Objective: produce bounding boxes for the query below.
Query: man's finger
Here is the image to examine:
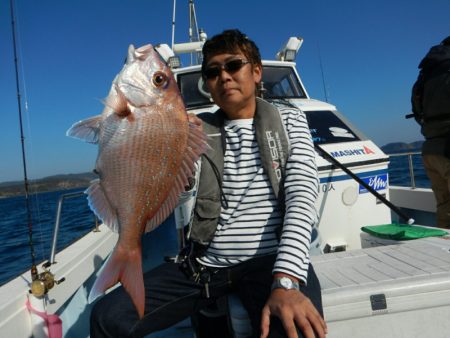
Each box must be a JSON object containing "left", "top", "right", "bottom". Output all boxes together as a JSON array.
[
  {"left": 301, "top": 302, "right": 327, "bottom": 337},
  {"left": 281, "top": 320, "right": 299, "bottom": 338},
  {"left": 307, "top": 311, "right": 327, "bottom": 338},
  {"left": 314, "top": 312, "right": 328, "bottom": 337},
  {"left": 294, "top": 310, "right": 324, "bottom": 338},
  {"left": 260, "top": 307, "right": 271, "bottom": 338},
  {"left": 187, "top": 113, "right": 202, "bottom": 128},
  {"left": 295, "top": 315, "right": 312, "bottom": 338}
]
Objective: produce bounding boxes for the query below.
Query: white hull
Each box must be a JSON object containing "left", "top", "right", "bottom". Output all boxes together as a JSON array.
[
  {"left": 1, "top": 185, "right": 446, "bottom": 338},
  {"left": 0, "top": 224, "right": 118, "bottom": 338}
]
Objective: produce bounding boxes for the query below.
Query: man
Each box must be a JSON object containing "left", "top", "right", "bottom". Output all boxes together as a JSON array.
[
  {"left": 91, "top": 29, "right": 326, "bottom": 338},
  {"left": 411, "top": 36, "right": 450, "bottom": 227}
]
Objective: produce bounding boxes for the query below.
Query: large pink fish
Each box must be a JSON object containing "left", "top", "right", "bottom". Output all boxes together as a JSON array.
[{"left": 67, "top": 44, "right": 206, "bottom": 318}]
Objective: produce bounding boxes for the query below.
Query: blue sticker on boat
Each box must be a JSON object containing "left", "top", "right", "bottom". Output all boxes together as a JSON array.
[{"left": 359, "top": 174, "right": 388, "bottom": 193}]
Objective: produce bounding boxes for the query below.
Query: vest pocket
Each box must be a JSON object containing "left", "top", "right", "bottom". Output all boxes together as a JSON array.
[{"left": 190, "top": 198, "right": 222, "bottom": 244}]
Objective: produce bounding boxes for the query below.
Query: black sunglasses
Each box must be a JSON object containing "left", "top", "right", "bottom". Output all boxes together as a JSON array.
[{"left": 203, "top": 59, "right": 251, "bottom": 79}]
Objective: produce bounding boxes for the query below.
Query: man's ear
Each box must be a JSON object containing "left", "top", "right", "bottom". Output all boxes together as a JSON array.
[{"left": 253, "top": 64, "right": 262, "bottom": 84}]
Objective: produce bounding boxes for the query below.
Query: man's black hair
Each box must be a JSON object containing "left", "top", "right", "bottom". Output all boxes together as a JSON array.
[{"left": 201, "top": 29, "right": 261, "bottom": 74}]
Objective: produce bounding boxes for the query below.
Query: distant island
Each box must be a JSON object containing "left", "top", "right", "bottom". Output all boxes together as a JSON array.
[
  {"left": 0, "top": 172, "right": 97, "bottom": 198},
  {"left": 380, "top": 140, "right": 423, "bottom": 154},
  {"left": 0, "top": 140, "right": 424, "bottom": 198}
]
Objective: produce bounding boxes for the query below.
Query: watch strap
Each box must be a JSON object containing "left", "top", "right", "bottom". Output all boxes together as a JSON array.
[{"left": 271, "top": 277, "right": 300, "bottom": 291}]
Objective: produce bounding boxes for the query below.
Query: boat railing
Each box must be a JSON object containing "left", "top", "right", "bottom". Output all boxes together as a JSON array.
[
  {"left": 49, "top": 191, "right": 98, "bottom": 264},
  {"left": 388, "top": 151, "right": 422, "bottom": 189}
]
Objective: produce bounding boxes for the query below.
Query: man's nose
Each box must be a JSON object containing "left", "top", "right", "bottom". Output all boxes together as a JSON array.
[{"left": 218, "top": 68, "right": 232, "bottom": 81}]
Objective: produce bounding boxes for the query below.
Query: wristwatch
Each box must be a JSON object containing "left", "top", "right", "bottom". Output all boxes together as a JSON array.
[{"left": 271, "top": 277, "right": 300, "bottom": 291}]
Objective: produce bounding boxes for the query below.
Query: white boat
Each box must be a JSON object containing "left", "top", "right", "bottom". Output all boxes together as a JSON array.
[{"left": 2, "top": 1, "right": 449, "bottom": 337}]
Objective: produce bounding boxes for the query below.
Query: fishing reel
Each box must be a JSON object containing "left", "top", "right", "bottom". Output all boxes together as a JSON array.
[{"left": 29, "top": 264, "right": 65, "bottom": 297}]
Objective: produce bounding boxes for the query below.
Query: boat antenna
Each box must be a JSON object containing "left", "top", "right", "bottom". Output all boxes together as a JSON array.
[
  {"left": 171, "top": 0, "right": 177, "bottom": 50},
  {"left": 188, "top": 0, "right": 202, "bottom": 65},
  {"left": 317, "top": 43, "right": 329, "bottom": 102},
  {"left": 9, "top": 0, "right": 38, "bottom": 282}
]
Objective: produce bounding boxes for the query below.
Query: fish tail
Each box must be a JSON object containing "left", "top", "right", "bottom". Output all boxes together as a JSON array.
[{"left": 88, "top": 244, "right": 145, "bottom": 318}]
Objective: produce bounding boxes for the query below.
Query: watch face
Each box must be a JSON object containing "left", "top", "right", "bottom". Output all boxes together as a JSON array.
[{"left": 280, "top": 277, "right": 293, "bottom": 288}]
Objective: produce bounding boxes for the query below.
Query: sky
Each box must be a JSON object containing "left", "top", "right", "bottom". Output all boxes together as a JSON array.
[{"left": 1, "top": 0, "right": 449, "bottom": 183}]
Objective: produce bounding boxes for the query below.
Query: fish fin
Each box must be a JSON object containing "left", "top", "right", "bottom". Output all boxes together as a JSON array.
[
  {"left": 88, "top": 244, "right": 145, "bottom": 318},
  {"left": 66, "top": 115, "right": 102, "bottom": 144},
  {"left": 145, "top": 184, "right": 182, "bottom": 232},
  {"left": 145, "top": 123, "right": 208, "bottom": 232},
  {"left": 126, "top": 44, "right": 136, "bottom": 65},
  {"left": 134, "top": 44, "right": 153, "bottom": 60},
  {"left": 183, "top": 121, "right": 209, "bottom": 176},
  {"left": 85, "top": 179, "right": 119, "bottom": 232},
  {"left": 104, "top": 84, "right": 130, "bottom": 117}
]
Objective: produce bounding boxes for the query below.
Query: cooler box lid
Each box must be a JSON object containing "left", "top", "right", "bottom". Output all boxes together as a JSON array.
[{"left": 313, "top": 237, "right": 450, "bottom": 322}]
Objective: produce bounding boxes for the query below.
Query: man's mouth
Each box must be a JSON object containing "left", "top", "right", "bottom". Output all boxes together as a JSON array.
[{"left": 222, "top": 87, "right": 238, "bottom": 95}]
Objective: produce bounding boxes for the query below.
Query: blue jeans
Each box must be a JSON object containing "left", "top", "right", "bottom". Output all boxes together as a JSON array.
[{"left": 90, "top": 254, "right": 323, "bottom": 338}]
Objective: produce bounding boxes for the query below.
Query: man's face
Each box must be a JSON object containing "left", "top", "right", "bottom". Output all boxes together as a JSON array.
[{"left": 204, "top": 52, "right": 262, "bottom": 119}]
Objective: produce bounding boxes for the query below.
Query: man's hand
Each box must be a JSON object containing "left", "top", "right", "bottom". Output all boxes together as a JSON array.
[
  {"left": 188, "top": 113, "right": 203, "bottom": 131},
  {"left": 260, "top": 285, "right": 327, "bottom": 338}
]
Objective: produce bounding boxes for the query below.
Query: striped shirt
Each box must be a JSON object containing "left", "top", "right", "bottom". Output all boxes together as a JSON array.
[{"left": 198, "top": 104, "right": 318, "bottom": 284}]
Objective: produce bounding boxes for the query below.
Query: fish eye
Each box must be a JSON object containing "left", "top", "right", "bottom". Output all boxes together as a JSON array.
[{"left": 152, "top": 72, "right": 168, "bottom": 87}]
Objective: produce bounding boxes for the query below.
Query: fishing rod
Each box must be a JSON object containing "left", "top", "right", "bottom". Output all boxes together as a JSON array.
[
  {"left": 10, "top": 0, "right": 38, "bottom": 280},
  {"left": 10, "top": 0, "right": 61, "bottom": 297},
  {"left": 315, "top": 143, "right": 415, "bottom": 225}
]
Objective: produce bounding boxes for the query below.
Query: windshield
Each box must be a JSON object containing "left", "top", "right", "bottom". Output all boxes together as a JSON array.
[
  {"left": 261, "top": 66, "right": 306, "bottom": 99},
  {"left": 304, "top": 110, "right": 361, "bottom": 144},
  {"left": 177, "top": 71, "right": 211, "bottom": 108},
  {"left": 177, "top": 65, "right": 307, "bottom": 108}
]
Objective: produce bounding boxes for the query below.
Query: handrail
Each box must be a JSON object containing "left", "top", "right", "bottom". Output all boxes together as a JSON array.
[
  {"left": 387, "top": 151, "right": 421, "bottom": 189},
  {"left": 386, "top": 151, "right": 421, "bottom": 157},
  {"left": 49, "top": 191, "right": 88, "bottom": 264}
]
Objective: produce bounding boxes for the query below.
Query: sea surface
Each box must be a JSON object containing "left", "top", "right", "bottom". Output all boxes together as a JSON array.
[
  {"left": 0, "top": 153, "right": 430, "bottom": 286},
  {"left": 0, "top": 188, "right": 96, "bottom": 285}
]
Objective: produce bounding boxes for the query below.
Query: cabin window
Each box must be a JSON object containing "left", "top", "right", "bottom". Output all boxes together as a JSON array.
[
  {"left": 177, "top": 71, "right": 212, "bottom": 108},
  {"left": 305, "top": 110, "right": 360, "bottom": 144},
  {"left": 261, "top": 66, "right": 306, "bottom": 99}
]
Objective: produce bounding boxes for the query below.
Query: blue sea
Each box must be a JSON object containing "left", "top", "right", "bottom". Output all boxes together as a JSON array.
[
  {"left": 0, "top": 188, "right": 95, "bottom": 285},
  {"left": 0, "top": 153, "right": 430, "bottom": 286},
  {"left": 387, "top": 153, "right": 429, "bottom": 188}
]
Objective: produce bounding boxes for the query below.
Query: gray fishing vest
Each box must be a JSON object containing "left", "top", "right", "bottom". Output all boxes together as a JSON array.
[{"left": 188, "top": 98, "right": 290, "bottom": 245}]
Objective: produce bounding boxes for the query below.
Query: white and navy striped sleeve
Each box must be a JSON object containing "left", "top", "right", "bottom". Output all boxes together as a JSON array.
[{"left": 272, "top": 105, "right": 319, "bottom": 284}]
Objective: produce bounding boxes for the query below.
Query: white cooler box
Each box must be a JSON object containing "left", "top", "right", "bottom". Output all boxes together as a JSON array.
[{"left": 312, "top": 236, "right": 450, "bottom": 338}]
